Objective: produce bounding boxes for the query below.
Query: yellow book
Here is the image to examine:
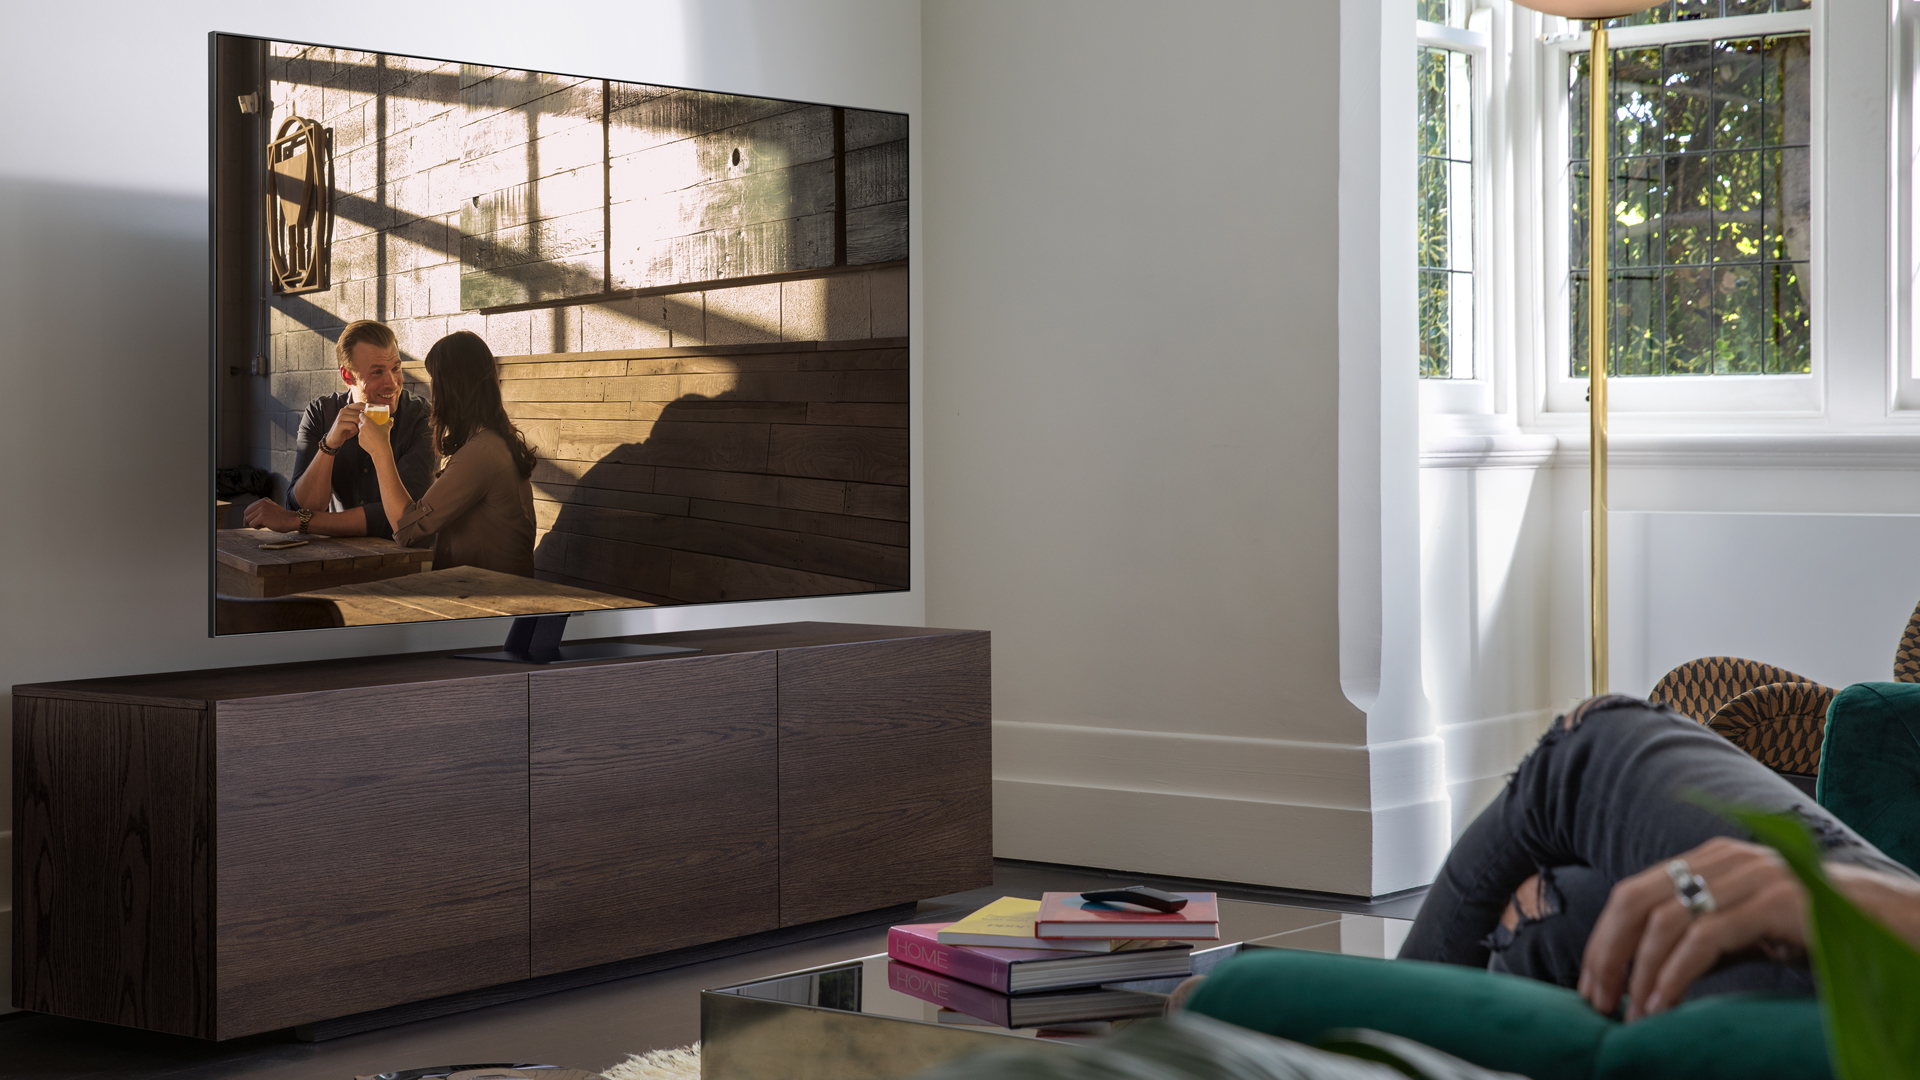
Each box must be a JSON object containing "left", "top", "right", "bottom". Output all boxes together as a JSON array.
[{"left": 934, "top": 896, "right": 1117, "bottom": 952}]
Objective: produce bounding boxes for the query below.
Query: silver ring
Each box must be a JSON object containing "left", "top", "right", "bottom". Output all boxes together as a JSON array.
[{"left": 1665, "top": 858, "right": 1717, "bottom": 917}]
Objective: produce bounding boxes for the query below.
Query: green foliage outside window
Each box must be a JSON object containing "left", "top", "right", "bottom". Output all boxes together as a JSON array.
[
  {"left": 1417, "top": 0, "right": 1470, "bottom": 28},
  {"left": 1601, "top": 0, "right": 1809, "bottom": 29},
  {"left": 1419, "top": 45, "right": 1473, "bottom": 379},
  {"left": 1570, "top": 32, "right": 1811, "bottom": 377}
]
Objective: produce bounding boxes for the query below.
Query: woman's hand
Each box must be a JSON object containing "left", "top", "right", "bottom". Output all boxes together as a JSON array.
[
  {"left": 357, "top": 406, "right": 394, "bottom": 461},
  {"left": 1579, "top": 836, "right": 1808, "bottom": 1020},
  {"left": 324, "top": 402, "right": 366, "bottom": 452},
  {"left": 242, "top": 498, "right": 300, "bottom": 532}
]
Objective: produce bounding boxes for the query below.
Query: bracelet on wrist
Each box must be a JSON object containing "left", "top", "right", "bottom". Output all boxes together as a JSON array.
[{"left": 317, "top": 438, "right": 340, "bottom": 456}]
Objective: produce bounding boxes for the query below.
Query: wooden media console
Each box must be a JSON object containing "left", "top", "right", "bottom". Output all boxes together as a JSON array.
[{"left": 11, "top": 622, "right": 990, "bottom": 1040}]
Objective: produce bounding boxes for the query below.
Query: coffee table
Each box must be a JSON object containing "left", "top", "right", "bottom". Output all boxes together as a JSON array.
[{"left": 700, "top": 902, "right": 1412, "bottom": 1080}]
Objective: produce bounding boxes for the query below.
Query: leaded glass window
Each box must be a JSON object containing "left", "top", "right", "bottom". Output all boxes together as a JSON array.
[
  {"left": 1420, "top": 46, "right": 1474, "bottom": 379},
  {"left": 1569, "top": 20, "right": 1812, "bottom": 377},
  {"left": 1600, "top": 0, "right": 1809, "bottom": 29}
]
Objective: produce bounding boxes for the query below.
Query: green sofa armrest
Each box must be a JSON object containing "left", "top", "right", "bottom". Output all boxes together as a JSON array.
[
  {"left": 1816, "top": 681, "right": 1920, "bottom": 873},
  {"left": 1183, "top": 949, "right": 1831, "bottom": 1080}
]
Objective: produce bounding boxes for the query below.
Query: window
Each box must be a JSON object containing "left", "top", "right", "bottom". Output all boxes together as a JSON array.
[
  {"left": 1418, "top": 2, "right": 1482, "bottom": 381},
  {"left": 1568, "top": 26, "right": 1811, "bottom": 379},
  {"left": 1538, "top": 3, "right": 1819, "bottom": 418}
]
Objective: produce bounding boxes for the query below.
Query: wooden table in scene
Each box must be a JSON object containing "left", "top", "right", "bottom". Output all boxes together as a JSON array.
[
  {"left": 215, "top": 528, "right": 434, "bottom": 598},
  {"left": 292, "top": 564, "right": 651, "bottom": 626}
]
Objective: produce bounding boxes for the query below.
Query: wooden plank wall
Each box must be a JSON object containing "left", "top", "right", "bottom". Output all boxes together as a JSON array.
[{"left": 502, "top": 336, "right": 909, "bottom": 605}]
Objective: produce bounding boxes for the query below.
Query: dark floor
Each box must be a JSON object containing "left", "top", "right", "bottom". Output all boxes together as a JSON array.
[{"left": 0, "top": 861, "right": 1423, "bottom": 1080}]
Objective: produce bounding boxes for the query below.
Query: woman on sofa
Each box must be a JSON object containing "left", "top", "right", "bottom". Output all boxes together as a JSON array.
[
  {"left": 1399, "top": 693, "right": 1920, "bottom": 1018},
  {"left": 360, "top": 330, "right": 539, "bottom": 578}
]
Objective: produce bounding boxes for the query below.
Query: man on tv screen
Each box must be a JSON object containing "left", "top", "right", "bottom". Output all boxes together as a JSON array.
[{"left": 243, "top": 319, "right": 433, "bottom": 539}]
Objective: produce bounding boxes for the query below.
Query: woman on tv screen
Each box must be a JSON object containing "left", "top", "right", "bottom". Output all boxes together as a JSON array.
[{"left": 360, "top": 330, "right": 539, "bottom": 578}]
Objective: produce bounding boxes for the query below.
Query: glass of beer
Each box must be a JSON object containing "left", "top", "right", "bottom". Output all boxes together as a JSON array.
[{"left": 365, "top": 403, "right": 391, "bottom": 426}]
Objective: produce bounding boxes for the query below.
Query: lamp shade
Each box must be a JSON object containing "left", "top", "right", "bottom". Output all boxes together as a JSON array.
[{"left": 1511, "top": 0, "right": 1664, "bottom": 16}]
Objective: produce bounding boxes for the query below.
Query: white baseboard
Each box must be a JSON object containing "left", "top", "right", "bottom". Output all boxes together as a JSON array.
[
  {"left": 993, "top": 720, "right": 1371, "bottom": 810},
  {"left": 1437, "top": 708, "right": 1554, "bottom": 785},
  {"left": 1437, "top": 709, "right": 1553, "bottom": 839},
  {"left": 992, "top": 720, "right": 1468, "bottom": 895},
  {"left": 1369, "top": 797, "right": 1450, "bottom": 895},
  {"left": 994, "top": 778, "right": 1375, "bottom": 896}
]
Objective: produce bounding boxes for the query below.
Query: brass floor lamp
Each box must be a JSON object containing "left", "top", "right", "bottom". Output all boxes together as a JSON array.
[{"left": 1512, "top": 0, "right": 1664, "bottom": 695}]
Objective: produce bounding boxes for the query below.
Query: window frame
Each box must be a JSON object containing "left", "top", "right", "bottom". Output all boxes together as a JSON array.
[
  {"left": 1894, "top": 0, "right": 1920, "bottom": 414},
  {"left": 1536, "top": 7, "right": 1823, "bottom": 421},
  {"left": 1418, "top": 13, "right": 1497, "bottom": 415}
]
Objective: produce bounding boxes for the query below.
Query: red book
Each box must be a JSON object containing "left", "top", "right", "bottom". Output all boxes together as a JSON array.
[
  {"left": 885, "top": 961, "right": 1166, "bottom": 1028},
  {"left": 1034, "top": 892, "right": 1221, "bottom": 939},
  {"left": 885, "top": 923, "right": 1191, "bottom": 993}
]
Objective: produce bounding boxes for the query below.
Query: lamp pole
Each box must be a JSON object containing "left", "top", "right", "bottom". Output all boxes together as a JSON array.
[
  {"left": 1508, "top": 0, "right": 1659, "bottom": 696},
  {"left": 1587, "top": 21, "right": 1609, "bottom": 696}
]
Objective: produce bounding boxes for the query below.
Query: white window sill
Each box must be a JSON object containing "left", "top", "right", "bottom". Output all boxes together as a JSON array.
[{"left": 1421, "top": 431, "right": 1920, "bottom": 471}]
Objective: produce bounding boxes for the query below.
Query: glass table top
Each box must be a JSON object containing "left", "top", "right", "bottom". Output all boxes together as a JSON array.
[{"left": 705, "top": 902, "right": 1412, "bottom": 1041}]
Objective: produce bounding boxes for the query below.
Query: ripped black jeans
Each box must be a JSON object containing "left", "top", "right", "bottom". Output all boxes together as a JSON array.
[{"left": 1399, "top": 695, "right": 1916, "bottom": 1000}]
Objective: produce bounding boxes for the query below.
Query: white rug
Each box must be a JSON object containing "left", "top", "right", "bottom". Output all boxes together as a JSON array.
[{"left": 601, "top": 1043, "right": 701, "bottom": 1080}]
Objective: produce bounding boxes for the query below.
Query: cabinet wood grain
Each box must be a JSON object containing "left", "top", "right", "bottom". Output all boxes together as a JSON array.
[
  {"left": 12, "top": 697, "right": 215, "bottom": 1037},
  {"left": 777, "top": 632, "right": 992, "bottom": 925},
  {"left": 529, "top": 652, "right": 779, "bottom": 975},
  {"left": 13, "top": 622, "right": 989, "bottom": 1039},
  {"left": 213, "top": 676, "right": 530, "bottom": 1037}
]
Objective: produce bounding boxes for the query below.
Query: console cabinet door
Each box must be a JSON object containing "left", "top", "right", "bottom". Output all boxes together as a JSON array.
[
  {"left": 529, "top": 652, "right": 779, "bottom": 976},
  {"left": 213, "top": 675, "right": 530, "bottom": 1039},
  {"left": 777, "top": 633, "right": 992, "bottom": 926}
]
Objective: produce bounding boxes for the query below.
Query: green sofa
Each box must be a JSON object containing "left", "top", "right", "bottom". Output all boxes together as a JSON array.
[{"left": 1182, "top": 681, "right": 1920, "bottom": 1080}]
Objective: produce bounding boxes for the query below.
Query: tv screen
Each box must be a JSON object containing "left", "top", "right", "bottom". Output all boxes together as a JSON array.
[{"left": 210, "top": 33, "right": 908, "bottom": 636}]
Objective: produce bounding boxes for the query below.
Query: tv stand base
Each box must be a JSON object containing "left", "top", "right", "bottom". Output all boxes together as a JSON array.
[{"left": 454, "top": 612, "right": 702, "bottom": 664}]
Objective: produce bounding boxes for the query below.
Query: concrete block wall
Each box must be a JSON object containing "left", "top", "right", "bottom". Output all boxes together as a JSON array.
[
  {"left": 481, "top": 265, "right": 907, "bottom": 356},
  {"left": 246, "top": 42, "right": 907, "bottom": 506},
  {"left": 257, "top": 45, "right": 468, "bottom": 492}
]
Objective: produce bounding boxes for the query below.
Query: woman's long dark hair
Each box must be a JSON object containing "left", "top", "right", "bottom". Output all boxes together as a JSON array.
[{"left": 421, "top": 331, "right": 537, "bottom": 479}]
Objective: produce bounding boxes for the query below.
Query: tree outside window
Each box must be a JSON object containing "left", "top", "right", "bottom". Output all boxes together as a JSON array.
[
  {"left": 1418, "top": 2, "right": 1476, "bottom": 380},
  {"left": 1568, "top": 3, "right": 1811, "bottom": 378}
]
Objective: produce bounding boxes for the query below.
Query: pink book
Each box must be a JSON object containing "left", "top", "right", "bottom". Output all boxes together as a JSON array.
[
  {"left": 886, "top": 922, "right": 1191, "bottom": 994},
  {"left": 887, "top": 959, "right": 1022, "bottom": 1026},
  {"left": 886, "top": 961, "right": 1168, "bottom": 1028}
]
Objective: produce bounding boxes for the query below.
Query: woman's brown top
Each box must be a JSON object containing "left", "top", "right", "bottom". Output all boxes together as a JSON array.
[{"left": 394, "top": 429, "right": 536, "bottom": 578}]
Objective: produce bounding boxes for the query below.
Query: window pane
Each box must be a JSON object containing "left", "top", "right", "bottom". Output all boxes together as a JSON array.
[
  {"left": 1421, "top": 270, "right": 1454, "bottom": 378},
  {"left": 1607, "top": 0, "right": 1808, "bottom": 27},
  {"left": 1419, "top": 46, "right": 1474, "bottom": 380},
  {"left": 1662, "top": 42, "right": 1712, "bottom": 155},
  {"left": 1417, "top": 0, "right": 1469, "bottom": 29},
  {"left": 1770, "top": 262, "right": 1811, "bottom": 373},
  {"left": 1717, "top": 264, "right": 1765, "bottom": 373},
  {"left": 1568, "top": 33, "right": 1809, "bottom": 378}
]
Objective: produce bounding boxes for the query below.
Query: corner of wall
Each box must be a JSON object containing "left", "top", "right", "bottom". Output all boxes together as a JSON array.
[{"left": 1342, "top": 0, "right": 1450, "bottom": 896}]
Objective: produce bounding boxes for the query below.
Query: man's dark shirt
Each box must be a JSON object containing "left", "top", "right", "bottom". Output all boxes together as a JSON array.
[{"left": 289, "top": 389, "right": 435, "bottom": 540}]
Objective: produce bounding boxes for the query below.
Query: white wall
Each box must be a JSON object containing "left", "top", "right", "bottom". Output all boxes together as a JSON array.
[
  {"left": 1420, "top": 439, "right": 1920, "bottom": 842},
  {"left": 0, "top": 0, "right": 922, "bottom": 1012},
  {"left": 1419, "top": 439, "right": 1558, "bottom": 832},
  {"left": 1414, "top": 2, "right": 1920, "bottom": 841},
  {"left": 922, "top": 0, "right": 1440, "bottom": 898},
  {"left": 1551, "top": 444, "right": 1920, "bottom": 706},
  {"left": 1609, "top": 510, "right": 1920, "bottom": 696}
]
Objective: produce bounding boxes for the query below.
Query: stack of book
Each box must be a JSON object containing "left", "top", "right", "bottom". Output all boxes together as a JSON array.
[{"left": 886, "top": 891, "right": 1220, "bottom": 1029}]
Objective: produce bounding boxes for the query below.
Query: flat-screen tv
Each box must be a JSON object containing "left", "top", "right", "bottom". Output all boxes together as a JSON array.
[{"left": 209, "top": 33, "right": 908, "bottom": 643}]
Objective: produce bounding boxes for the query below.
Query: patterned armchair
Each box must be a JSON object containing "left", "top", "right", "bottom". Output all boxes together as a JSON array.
[{"left": 1647, "top": 598, "right": 1920, "bottom": 780}]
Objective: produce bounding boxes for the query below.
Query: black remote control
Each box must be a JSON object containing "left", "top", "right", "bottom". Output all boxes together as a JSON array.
[{"left": 1079, "top": 886, "right": 1189, "bottom": 913}]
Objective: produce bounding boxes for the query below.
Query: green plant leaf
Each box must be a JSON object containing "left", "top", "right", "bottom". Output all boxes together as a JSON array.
[{"left": 1717, "top": 804, "right": 1920, "bottom": 1080}]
